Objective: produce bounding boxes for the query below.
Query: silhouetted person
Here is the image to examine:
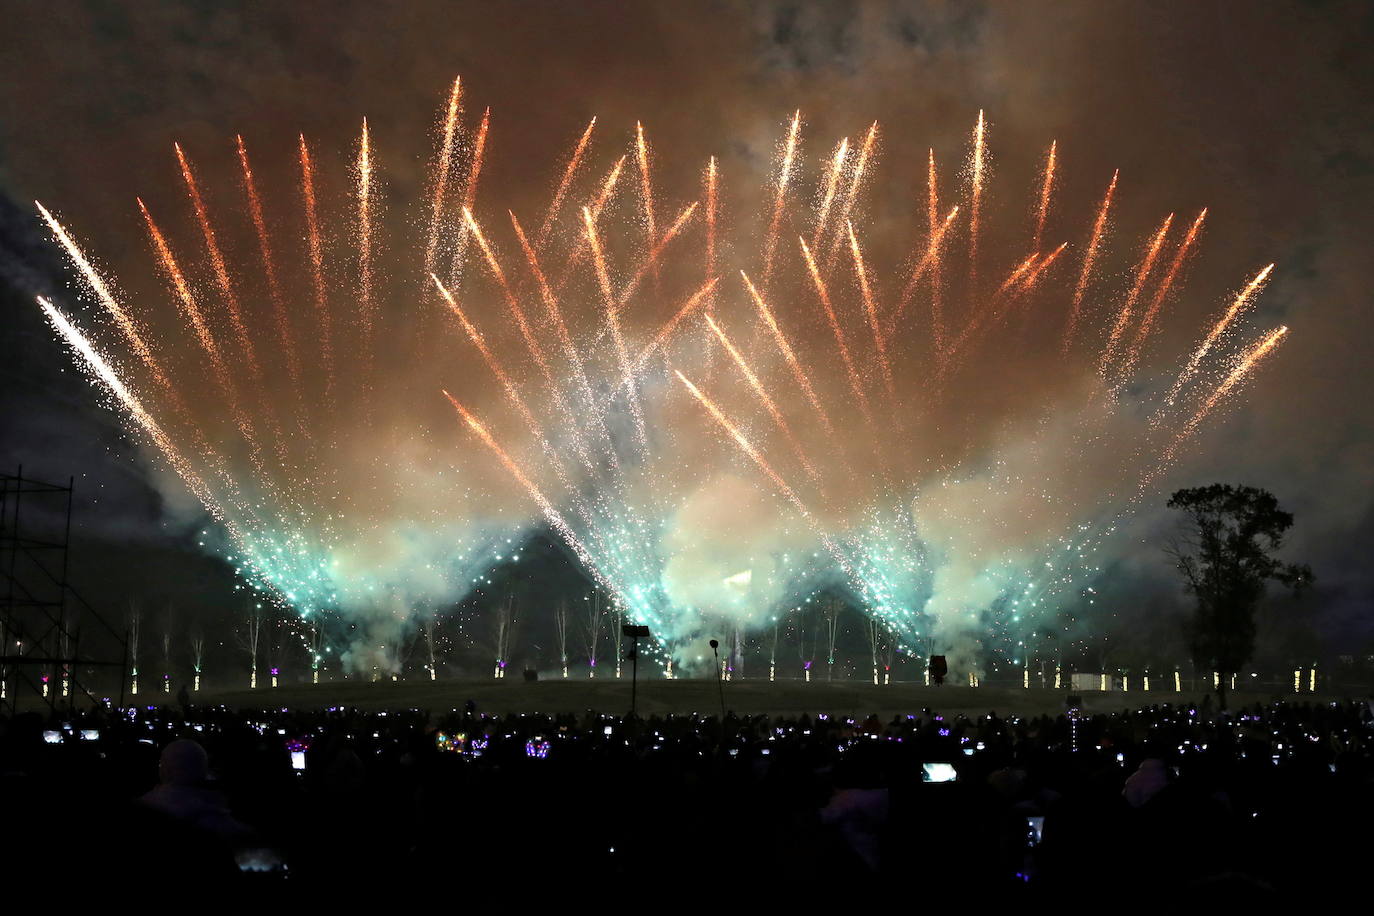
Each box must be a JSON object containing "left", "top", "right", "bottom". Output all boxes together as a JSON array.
[{"left": 141, "top": 739, "right": 254, "bottom": 845}]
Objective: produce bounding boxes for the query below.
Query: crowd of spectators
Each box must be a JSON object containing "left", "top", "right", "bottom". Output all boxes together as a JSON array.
[{"left": 2, "top": 695, "right": 1369, "bottom": 901}]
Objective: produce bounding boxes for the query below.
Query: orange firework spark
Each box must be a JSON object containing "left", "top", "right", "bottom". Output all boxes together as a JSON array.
[
  {"left": 739, "top": 270, "right": 833, "bottom": 434},
  {"left": 448, "top": 107, "right": 490, "bottom": 281},
  {"left": 1165, "top": 263, "right": 1275, "bottom": 407},
  {"left": 994, "top": 242, "right": 1070, "bottom": 323},
  {"left": 967, "top": 110, "right": 987, "bottom": 288},
  {"left": 431, "top": 274, "right": 556, "bottom": 461},
  {"left": 633, "top": 278, "right": 720, "bottom": 370},
  {"left": 823, "top": 121, "right": 877, "bottom": 273},
  {"left": 39, "top": 296, "right": 227, "bottom": 522},
  {"left": 512, "top": 208, "right": 629, "bottom": 473},
  {"left": 536, "top": 116, "right": 596, "bottom": 246},
  {"left": 1019, "top": 242, "right": 1068, "bottom": 291},
  {"left": 42, "top": 202, "right": 266, "bottom": 520},
  {"left": 462, "top": 207, "right": 555, "bottom": 382},
  {"left": 1163, "top": 326, "right": 1289, "bottom": 463},
  {"left": 1063, "top": 169, "right": 1118, "bottom": 351},
  {"left": 436, "top": 271, "right": 601, "bottom": 535},
  {"left": 675, "top": 370, "right": 858, "bottom": 579},
  {"left": 674, "top": 371, "right": 814, "bottom": 518},
  {"left": 762, "top": 110, "right": 801, "bottom": 287},
  {"left": 635, "top": 121, "right": 657, "bottom": 246},
  {"left": 705, "top": 156, "right": 718, "bottom": 307},
  {"left": 174, "top": 143, "right": 262, "bottom": 384},
  {"left": 942, "top": 251, "right": 1039, "bottom": 359},
  {"left": 583, "top": 206, "right": 648, "bottom": 449},
  {"left": 424, "top": 76, "right": 463, "bottom": 274},
  {"left": 846, "top": 221, "right": 893, "bottom": 397},
  {"left": 800, "top": 237, "right": 870, "bottom": 421},
  {"left": 464, "top": 108, "right": 491, "bottom": 211},
  {"left": 703, "top": 313, "right": 820, "bottom": 482},
  {"left": 355, "top": 118, "right": 376, "bottom": 340},
  {"left": 1124, "top": 207, "right": 1207, "bottom": 370},
  {"left": 298, "top": 135, "right": 333, "bottom": 386},
  {"left": 811, "top": 137, "right": 849, "bottom": 247},
  {"left": 510, "top": 211, "right": 583, "bottom": 381},
  {"left": 592, "top": 154, "right": 626, "bottom": 218},
  {"left": 36, "top": 201, "right": 168, "bottom": 391},
  {"left": 236, "top": 135, "right": 301, "bottom": 391},
  {"left": 462, "top": 208, "right": 595, "bottom": 473},
  {"left": 1100, "top": 212, "right": 1174, "bottom": 375},
  {"left": 887, "top": 205, "right": 960, "bottom": 343},
  {"left": 942, "top": 240, "right": 1069, "bottom": 368},
  {"left": 1032, "top": 140, "right": 1057, "bottom": 253},
  {"left": 138, "top": 199, "right": 229, "bottom": 375},
  {"left": 616, "top": 201, "right": 698, "bottom": 307},
  {"left": 997, "top": 252, "right": 1041, "bottom": 296},
  {"left": 927, "top": 148, "right": 944, "bottom": 352},
  {"left": 442, "top": 391, "right": 602, "bottom": 577},
  {"left": 552, "top": 154, "right": 627, "bottom": 293},
  {"left": 138, "top": 198, "right": 264, "bottom": 457}
]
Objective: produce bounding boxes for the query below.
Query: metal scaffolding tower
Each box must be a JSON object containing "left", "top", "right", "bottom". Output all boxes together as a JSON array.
[{"left": 0, "top": 467, "right": 126, "bottom": 714}]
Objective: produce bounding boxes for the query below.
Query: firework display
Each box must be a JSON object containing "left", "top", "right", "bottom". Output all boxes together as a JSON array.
[{"left": 34, "top": 78, "right": 1290, "bottom": 677}]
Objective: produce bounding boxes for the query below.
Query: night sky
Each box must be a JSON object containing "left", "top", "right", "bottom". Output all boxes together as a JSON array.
[{"left": 1, "top": 1, "right": 1370, "bottom": 671}]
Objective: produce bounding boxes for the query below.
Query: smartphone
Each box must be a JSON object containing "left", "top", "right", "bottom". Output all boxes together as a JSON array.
[
  {"left": 921, "top": 762, "right": 958, "bottom": 783},
  {"left": 1026, "top": 816, "right": 1045, "bottom": 846},
  {"left": 42, "top": 730, "right": 62, "bottom": 745},
  {"left": 290, "top": 750, "right": 306, "bottom": 771},
  {"left": 80, "top": 729, "right": 100, "bottom": 741}
]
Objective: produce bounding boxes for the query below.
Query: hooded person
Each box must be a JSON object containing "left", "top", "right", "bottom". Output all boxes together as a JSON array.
[{"left": 140, "top": 738, "right": 255, "bottom": 844}]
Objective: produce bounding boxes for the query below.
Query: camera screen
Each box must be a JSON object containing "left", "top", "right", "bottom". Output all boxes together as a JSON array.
[{"left": 922, "top": 762, "right": 958, "bottom": 783}]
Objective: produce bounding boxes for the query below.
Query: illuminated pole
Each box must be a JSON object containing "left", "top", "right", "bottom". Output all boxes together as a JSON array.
[
  {"left": 129, "top": 605, "right": 141, "bottom": 696},
  {"left": 612, "top": 606, "right": 624, "bottom": 679},
  {"left": 190, "top": 633, "right": 204, "bottom": 692},
  {"left": 769, "top": 615, "right": 779, "bottom": 683},
  {"left": 710, "top": 638, "right": 726, "bottom": 720},
  {"left": 59, "top": 626, "right": 72, "bottom": 699},
  {"left": 625, "top": 623, "right": 650, "bottom": 718}
]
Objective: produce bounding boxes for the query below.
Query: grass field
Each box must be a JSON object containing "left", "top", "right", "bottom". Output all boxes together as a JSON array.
[{"left": 185, "top": 677, "right": 1315, "bottom": 718}]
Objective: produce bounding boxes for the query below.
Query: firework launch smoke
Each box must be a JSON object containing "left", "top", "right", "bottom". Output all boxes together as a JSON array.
[{"left": 33, "top": 77, "right": 1290, "bottom": 676}]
